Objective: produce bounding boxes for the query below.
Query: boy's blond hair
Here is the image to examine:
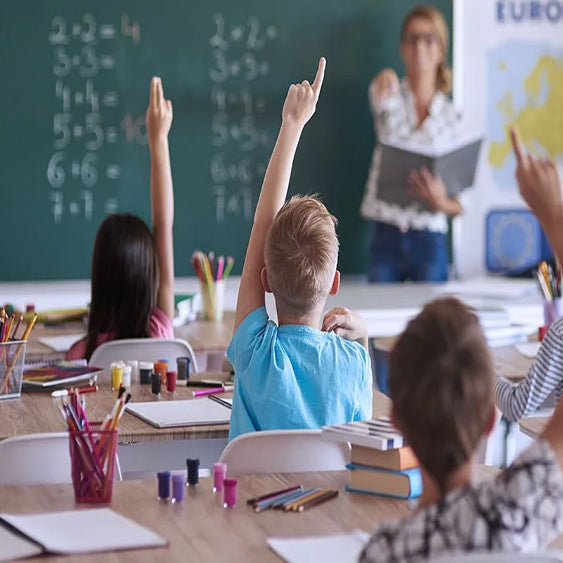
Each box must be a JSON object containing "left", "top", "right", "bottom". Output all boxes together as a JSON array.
[
  {"left": 389, "top": 297, "right": 495, "bottom": 493},
  {"left": 265, "top": 195, "right": 339, "bottom": 313}
]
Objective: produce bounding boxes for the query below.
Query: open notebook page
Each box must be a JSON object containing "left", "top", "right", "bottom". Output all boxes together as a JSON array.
[{"left": 0, "top": 508, "right": 167, "bottom": 554}]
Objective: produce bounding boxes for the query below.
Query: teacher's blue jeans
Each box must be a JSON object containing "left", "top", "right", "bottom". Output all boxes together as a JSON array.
[{"left": 368, "top": 221, "right": 449, "bottom": 283}]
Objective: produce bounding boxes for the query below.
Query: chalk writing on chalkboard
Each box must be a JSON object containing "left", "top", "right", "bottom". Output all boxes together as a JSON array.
[
  {"left": 208, "top": 14, "right": 278, "bottom": 224},
  {"left": 47, "top": 13, "right": 141, "bottom": 224}
]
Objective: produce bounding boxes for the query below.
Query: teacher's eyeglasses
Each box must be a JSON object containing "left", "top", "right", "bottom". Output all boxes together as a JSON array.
[{"left": 403, "top": 32, "right": 437, "bottom": 46}]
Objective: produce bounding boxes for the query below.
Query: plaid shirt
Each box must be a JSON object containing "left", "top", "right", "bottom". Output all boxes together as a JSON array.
[
  {"left": 360, "top": 79, "right": 461, "bottom": 233},
  {"left": 360, "top": 439, "right": 563, "bottom": 562}
]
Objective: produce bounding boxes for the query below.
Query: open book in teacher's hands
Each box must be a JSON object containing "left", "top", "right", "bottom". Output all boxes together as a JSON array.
[{"left": 377, "top": 133, "right": 484, "bottom": 210}]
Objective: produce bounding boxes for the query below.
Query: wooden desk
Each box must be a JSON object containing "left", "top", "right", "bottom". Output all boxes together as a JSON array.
[
  {"left": 0, "top": 380, "right": 391, "bottom": 444},
  {"left": 375, "top": 338, "right": 533, "bottom": 382},
  {"left": 25, "top": 313, "right": 236, "bottom": 369},
  {"left": 518, "top": 416, "right": 549, "bottom": 439},
  {"left": 0, "top": 465, "right": 514, "bottom": 562}
]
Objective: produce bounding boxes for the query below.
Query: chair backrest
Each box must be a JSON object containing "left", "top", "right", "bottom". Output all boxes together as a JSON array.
[
  {"left": 0, "top": 433, "right": 71, "bottom": 485},
  {"left": 218, "top": 430, "right": 350, "bottom": 476},
  {"left": 88, "top": 338, "right": 199, "bottom": 373}
]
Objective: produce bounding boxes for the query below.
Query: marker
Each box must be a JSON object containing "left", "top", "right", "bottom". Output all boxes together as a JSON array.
[
  {"left": 51, "top": 385, "right": 98, "bottom": 398},
  {"left": 190, "top": 386, "right": 233, "bottom": 397}
]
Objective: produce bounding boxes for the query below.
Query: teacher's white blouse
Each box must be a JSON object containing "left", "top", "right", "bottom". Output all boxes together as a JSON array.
[{"left": 360, "top": 79, "right": 461, "bottom": 233}]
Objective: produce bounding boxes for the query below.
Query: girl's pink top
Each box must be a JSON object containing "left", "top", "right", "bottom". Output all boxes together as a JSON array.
[{"left": 65, "top": 307, "right": 174, "bottom": 360}]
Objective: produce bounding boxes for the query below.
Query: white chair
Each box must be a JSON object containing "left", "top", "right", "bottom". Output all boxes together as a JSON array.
[
  {"left": 0, "top": 432, "right": 123, "bottom": 485},
  {"left": 218, "top": 429, "right": 350, "bottom": 476},
  {"left": 0, "top": 433, "right": 71, "bottom": 485},
  {"left": 89, "top": 337, "right": 199, "bottom": 373}
]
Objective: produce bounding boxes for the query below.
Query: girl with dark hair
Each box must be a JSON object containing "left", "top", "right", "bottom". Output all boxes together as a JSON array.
[{"left": 67, "top": 76, "right": 175, "bottom": 361}]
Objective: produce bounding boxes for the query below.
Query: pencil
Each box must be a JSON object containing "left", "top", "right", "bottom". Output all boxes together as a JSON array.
[
  {"left": 283, "top": 488, "right": 325, "bottom": 511},
  {"left": 247, "top": 485, "right": 301, "bottom": 505},
  {"left": 296, "top": 489, "right": 339, "bottom": 512}
]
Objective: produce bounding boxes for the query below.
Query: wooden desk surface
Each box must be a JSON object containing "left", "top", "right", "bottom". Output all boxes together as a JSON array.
[
  {"left": 0, "top": 465, "right": 508, "bottom": 562},
  {"left": 0, "top": 376, "right": 232, "bottom": 443},
  {"left": 375, "top": 337, "right": 533, "bottom": 382},
  {"left": 0, "top": 377, "right": 390, "bottom": 444},
  {"left": 518, "top": 416, "right": 549, "bottom": 439}
]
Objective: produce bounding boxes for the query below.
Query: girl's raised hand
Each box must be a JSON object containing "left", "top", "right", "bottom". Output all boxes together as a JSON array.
[{"left": 146, "top": 76, "right": 173, "bottom": 145}]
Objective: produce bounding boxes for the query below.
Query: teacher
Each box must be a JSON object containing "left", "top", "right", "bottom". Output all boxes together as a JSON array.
[{"left": 361, "top": 5, "right": 462, "bottom": 283}]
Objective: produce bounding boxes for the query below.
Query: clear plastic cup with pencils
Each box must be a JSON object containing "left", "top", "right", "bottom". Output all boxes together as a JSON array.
[
  {"left": 0, "top": 340, "right": 27, "bottom": 400},
  {"left": 69, "top": 422, "right": 117, "bottom": 503},
  {"left": 191, "top": 251, "right": 233, "bottom": 322}
]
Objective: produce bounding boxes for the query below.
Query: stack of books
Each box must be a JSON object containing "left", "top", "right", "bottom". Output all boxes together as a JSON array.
[{"left": 321, "top": 418, "right": 422, "bottom": 499}]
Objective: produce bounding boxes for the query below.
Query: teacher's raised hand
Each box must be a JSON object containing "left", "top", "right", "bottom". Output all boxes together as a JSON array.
[{"left": 370, "top": 68, "right": 400, "bottom": 104}]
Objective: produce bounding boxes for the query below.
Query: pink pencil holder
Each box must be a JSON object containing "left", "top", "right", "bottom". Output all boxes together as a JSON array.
[{"left": 69, "top": 423, "right": 117, "bottom": 503}]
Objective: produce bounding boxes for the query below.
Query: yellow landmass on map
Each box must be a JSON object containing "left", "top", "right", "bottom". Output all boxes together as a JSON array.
[{"left": 488, "top": 55, "right": 563, "bottom": 168}]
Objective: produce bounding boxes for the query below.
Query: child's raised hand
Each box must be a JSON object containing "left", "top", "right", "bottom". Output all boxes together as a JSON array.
[
  {"left": 322, "top": 306, "right": 368, "bottom": 348},
  {"left": 281, "top": 57, "right": 326, "bottom": 129},
  {"left": 510, "top": 127, "right": 563, "bottom": 230},
  {"left": 146, "top": 76, "right": 173, "bottom": 145}
]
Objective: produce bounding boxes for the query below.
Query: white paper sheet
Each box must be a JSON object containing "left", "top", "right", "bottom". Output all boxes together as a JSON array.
[
  {"left": 268, "top": 530, "right": 369, "bottom": 563},
  {"left": 515, "top": 341, "right": 542, "bottom": 358},
  {"left": 0, "top": 508, "right": 167, "bottom": 555},
  {"left": 38, "top": 333, "right": 85, "bottom": 352}
]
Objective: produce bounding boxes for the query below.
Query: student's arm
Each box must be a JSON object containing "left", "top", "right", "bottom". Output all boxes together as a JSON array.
[
  {"left": 511, "top": 127, "right": 563, "bottom": 265},
  {"left": 146, "top": 76, "right": 174, "bottom": 321},
  {"left": 408, "top": 168, "right": 462, "bottom": 217},
  {"left": 233, "top": 58, "right": 326, "bottom": 332},
  {"left": 495, "top": 325, "right": 563, "bottom": 421},
  {"left": 322, "top": 306, "right": 368, "bottom": 350}
]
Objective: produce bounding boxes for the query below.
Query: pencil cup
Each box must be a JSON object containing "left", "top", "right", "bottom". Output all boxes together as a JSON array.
[
  {"left": 69, "top": 423, "right": 117, "bottom": 503},
  {"left": 0, "top": 340, "right": 26, "bottom": 400},
  {"left": 543, "top": 298, "right": 563, "bottom": 328},
  {"left": 199, "top": 279, "right": 226, "bottom": 322}
]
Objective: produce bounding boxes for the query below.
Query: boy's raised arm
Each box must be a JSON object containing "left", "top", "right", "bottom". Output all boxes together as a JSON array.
[
  {"left": 147, "top": 77, "right": 175, "bottom": 321},
  {"left": 233, "top": 57, "right": 326, "bottom": 332}
]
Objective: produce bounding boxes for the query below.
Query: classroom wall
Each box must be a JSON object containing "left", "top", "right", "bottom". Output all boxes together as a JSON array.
[{"left": 453, "top": 0, "right": 563, "bottom": 277}]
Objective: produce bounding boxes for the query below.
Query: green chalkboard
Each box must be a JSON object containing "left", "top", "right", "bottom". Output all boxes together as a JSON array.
[{"left": 0, "top": 0, "right": 452, "bottom": 281}]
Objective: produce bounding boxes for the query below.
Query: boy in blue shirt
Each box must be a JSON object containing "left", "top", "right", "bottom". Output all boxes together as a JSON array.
[{"left": 227, "top": 58, "right": 373, "bottom": 441}]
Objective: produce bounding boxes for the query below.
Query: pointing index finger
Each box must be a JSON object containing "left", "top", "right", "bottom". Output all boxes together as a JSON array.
[
  {"left": 150, "top": 76, "right": 159, "bottom": 105},
  {"left": 510, "top": 126, "right": 525, "bottom": 165},
  {"left": 312, "top": 57, "right": 326, "bottom": 100}
]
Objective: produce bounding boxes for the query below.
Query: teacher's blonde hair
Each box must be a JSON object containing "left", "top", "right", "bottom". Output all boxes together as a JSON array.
[{"left": 401, "top": 5, "right": 452, "bottom": 94}]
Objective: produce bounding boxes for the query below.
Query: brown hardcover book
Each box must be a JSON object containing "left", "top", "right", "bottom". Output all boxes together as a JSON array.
[{"left": 350, "top": 445, "right": 418, "bottom": 470}]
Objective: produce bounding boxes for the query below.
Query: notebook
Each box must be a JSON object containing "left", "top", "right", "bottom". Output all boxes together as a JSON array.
[
  {"left": 0, "top": 508, "right": 167, "bottom": 559},
  {"left": 377, "top": 134, "right": 483, "bottom": 210},
  {"left": 125, "top": 398, "right": 231, "bottom": 428},
  {"left": 22, "top": 362, "right": 101, "bottom": 388}
]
